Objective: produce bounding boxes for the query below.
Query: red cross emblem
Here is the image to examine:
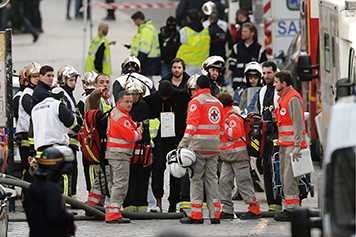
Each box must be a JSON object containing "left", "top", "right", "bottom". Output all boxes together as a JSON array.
[{"left": 209, "top": 106, "right": 220, "bottom": 123}]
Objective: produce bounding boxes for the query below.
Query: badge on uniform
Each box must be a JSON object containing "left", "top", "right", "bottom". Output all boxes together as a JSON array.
[
  {"left": 124, "top": 120, "right": 130, "bottom": 128},
  {"left": 190, "top": 104, "right": 197, "bottom": 112},
  {"left": 208, "top": 106, "right": 220, "bottom": 124},
  {"left": 280, "top": 108, "right": 286, "bottom": 116}
]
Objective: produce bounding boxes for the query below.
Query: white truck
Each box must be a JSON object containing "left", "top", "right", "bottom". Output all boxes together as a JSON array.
[{"left": 228, "top": 0, "right": 300, "bottom": 65}]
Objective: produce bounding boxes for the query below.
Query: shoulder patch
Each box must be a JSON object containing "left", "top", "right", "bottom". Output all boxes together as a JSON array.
[
  {"left": 190, "top": 104, "right": 197, "bottom": 112},
  {"left": 124, "top": 120, "right": 131, "bottom": 128}
]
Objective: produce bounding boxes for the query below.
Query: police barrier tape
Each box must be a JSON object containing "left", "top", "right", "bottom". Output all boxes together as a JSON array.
[{"left": 81, "top": 2, "right": 178, "bottom": 10}]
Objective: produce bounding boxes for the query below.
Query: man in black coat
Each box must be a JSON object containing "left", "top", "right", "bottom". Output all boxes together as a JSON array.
[
  {"left": 159, "top": 58, "right": 190, "bottom": 91},
  {"left": 143, "top": 81, "right": 190, "bottom": 212}
]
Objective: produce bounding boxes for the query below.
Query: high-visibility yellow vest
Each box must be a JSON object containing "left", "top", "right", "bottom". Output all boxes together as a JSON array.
[
  {"left": 85, "top": 35, "right": 112, "bottom": 76},
  {"left": 131, "top": 20, "right": 160, "bottom": 58},
  {"left": 149, "top": 118, "right": 160, "bottom": 142},
  {"left": 176, "top": 27, "right": 210, "bottom": 66}
]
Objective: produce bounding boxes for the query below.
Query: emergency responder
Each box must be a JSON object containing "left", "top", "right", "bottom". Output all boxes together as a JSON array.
[
  {"left": 105, "top": 90, "right": 143, "bottom": 223},
  {"left": 159, "top": 58, "right": 190, "bottom": 91},
  {"left": 32, "top": 65, "right": 55, "bottom": 107},
  {"left": 187, "top": 74, "right": 199, "bottom": 97},
  {"left": 226, "top": 22, "right": 267, "bottom": 90},
  {"left": 143, "top": 81, "right": 190, "bottom": 212},
  {"left": 176, "top": 9, "right": 210, "bottom": 76},
  {"left": 85, "top": 73, "right": 112, "bottom": 208},
  {"left": 234, "top": 8, "right": 255, "bottom": 44},
  {"left": 130, "top": 11, "right": 161, "bottom": 78},
  {"left": 254, "top": 61, "right": 282, "bottom": 212},
  {"left": 31, "top": 87, "right": 81, "bottom": 201},
  {"left": 178, "top": 75, "right": 224, "bottom": 224},
  {"left": 234, "top": 61, "right": 263, "bottom": 112},
  {"left": 85, "top": 22, "right": 116, "bottom": 76},
  {"left": 24, "top": 146, "right": 77, "bottom": 237},
  {"left": 122, "top": 80, "right": 151, "bottom": 213},
  {"left": 13, "top": 67, "right": 28, "bottom": 122},
  {"left": 216, "top": 92, "right": 262, "bottom": 220},
  {"left": 112, "top": 56, "right": 155, "bottom": 103},
  {"left": 77, "top": 71, "right": 97, "bottom": 193},
  {"left": 273, "top": 70, "right": 306, "bottom": 221},
  {"left": 16, "top": 62, "right": 41, "bottom": 202},
  {"left": 201, "top": 56, "right": 224, "bottom": 96},
  {"left": 57, "top": 65, "right": 82, "bottom": 200},
  {"left": 206, "top": 12, "right": 233, "bottom": 61},
  {"left": 159, "top": 16, "right": 180, "bottom": 78}
]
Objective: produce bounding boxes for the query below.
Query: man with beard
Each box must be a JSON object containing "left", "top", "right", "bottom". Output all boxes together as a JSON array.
[{"left": 159, "top": 58, "right": 190, "bottom": 91}]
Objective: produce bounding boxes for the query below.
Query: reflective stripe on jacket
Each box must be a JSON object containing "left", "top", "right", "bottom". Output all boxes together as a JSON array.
[
  {"left": 85, "top": 35, "right": 111, "bottom": 76},
  {"left": 131, "top": 20, "right": 160, "bottom": 59},
  {"left": 220, "top": 106, "right": 247, "bottom": 155},
  {"left": 179, "top": 88, "right": 224, "bottom": 153},
  {"left": 106, "top": 104, "right": 142, "bottom": 155},
  {"left": 176, "top": 27, "right": 210, "bottom": 66},
  {"left": 275, "top": 86, "right": 307, "bottom": 148}
]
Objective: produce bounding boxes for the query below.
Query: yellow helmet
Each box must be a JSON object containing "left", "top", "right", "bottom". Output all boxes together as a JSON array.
[
  {"left": 187, "top": 74, "right": 199, "bottom": 89},
  {"left": 125, "top": 78, "right": 145, "bottom": 94},
  {"left": 57, "top": 65, "right": 80, "bottom": 86},
  {"left": 82, "top": 71, "right": 98, "bottom": 90},
  {"left": 26, "top": 61, "right": 41, "bottom": 77}
]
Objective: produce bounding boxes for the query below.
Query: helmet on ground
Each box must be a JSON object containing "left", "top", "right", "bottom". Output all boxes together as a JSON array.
[
  {"left": 125, "top": 78, "right": 145, "bottom": 94},
  {"left": 201, "top": 56, "right": 225, "bottom": 77},
  {"left": 187, "top": 74, "right": 199, "bottom": 89},
  {"left": 244, "top": 62, "right": 262, "bottom": 77},
  {"left": 57, "top": 65, "right": 80, "bottom": 86},
  {"left": 122, "top": 56, "right": 141, "bottom": 74},
  {"left": 166, "top": 150, "right": 188, "bottom": 178},
  {"left": 35, "top": 146, "right": 74, "bottom": 182},
  {"left": 82, "top": 71, "right": 98, "bottom": 90},
  {"left": 26, "top": 62, "right": 41, "bottom": 78},
  {"left": 202, "top": 1, "right": 216, "bottom": 16}
]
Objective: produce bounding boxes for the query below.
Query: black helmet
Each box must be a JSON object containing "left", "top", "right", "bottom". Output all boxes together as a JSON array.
[{"left": 35, "top": 146, "right": 74, "bottom": 182}]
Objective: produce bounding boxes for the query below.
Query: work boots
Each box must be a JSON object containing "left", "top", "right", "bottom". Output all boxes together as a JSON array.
[
  {"left": 273, "top": 210, "right": 293, "bottom": 222},
  {"left": 239, "top": 211, "right": 262, "bottom": 220},
  {"left": 180, "top": 216, "right": 204, "bottom": 224},
  {"left": 105, "top": 217, "right": 131, "bottom": 224},
  {"left": 219, "top": 212, "right": 234, "bottom": 219}
]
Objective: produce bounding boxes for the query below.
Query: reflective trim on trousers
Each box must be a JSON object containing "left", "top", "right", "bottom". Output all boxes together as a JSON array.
[
  {"left": 213, "top": 199, "right": 221, "bottom": 219},
  {"left": 137, "top": 206, "right": 148, "bottom": 213},
  {"left": 179, "top": 201, "right": 191, "bottom": 209},
  {"left": 248, "top": 200, "right": 261, "bottom": 214},
  {"left": 107, "top": 137, "right": 132, "bottom": 144},
  {"left": 279, "top": 134, "right": 306, "bottom": 142},
  {"left": 123, "top": 205, "right": 136, "bottom": 212},
  {"left": 279, "top": 125, "right": 306, "bottom": 132},
  {"left": 193, "top": 134, "right": 220, "bottom": 140}
]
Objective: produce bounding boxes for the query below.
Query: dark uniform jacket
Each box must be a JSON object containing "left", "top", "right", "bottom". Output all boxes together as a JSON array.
[{"left": 159, "top": 72, "right": 190, "bottom": 91}]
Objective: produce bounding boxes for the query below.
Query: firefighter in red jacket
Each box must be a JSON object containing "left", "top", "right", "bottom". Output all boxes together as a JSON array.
[
  {"left": 178, "top": 75, "right": 224, "bottom": 224},
  {"left": 273, "top": 71, "right": 307, "bottom": 222},
  {"left": 105, "top": 90, "right": 144, "bottom": 223},
  {"left": 216, "top": 92, "right": 262, "bottom": 220}
]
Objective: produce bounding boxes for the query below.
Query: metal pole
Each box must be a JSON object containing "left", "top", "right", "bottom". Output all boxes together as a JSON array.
[{"left": 5, "top": 28, "right": 15, "bottom": 212}]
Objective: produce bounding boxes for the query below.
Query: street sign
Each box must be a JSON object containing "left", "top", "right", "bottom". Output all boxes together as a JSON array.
[{"left": 0, "top": 32, "right": 6, "bottom": 127}]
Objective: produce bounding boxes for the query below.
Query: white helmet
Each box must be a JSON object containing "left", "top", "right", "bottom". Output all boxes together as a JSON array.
[
  {"left": 187, "top": 74, "right": 199, "bottom": 89},
  {"left": 122, "top": 56, "right": 141, "bottom": 74},
  {"left": 82, "top": 71, "right": 98, "bottom": 90},
  {"left": 244, "top": 62, "right": 262, "bottom": 77},
  {"left": 201, "top": 56, "right": 225, "bottom": 77},
  {"left": 167, "top": 162, "right": 187, "bottom": 178},
  {"left": 202, "top": 1, "right": 216, "bottom": 16},
  {"left": 166, "top": 148, "right": 196, "bottom": 168},
  {"left": 125, "top": 78, "right": 145, "bottom": 94}
]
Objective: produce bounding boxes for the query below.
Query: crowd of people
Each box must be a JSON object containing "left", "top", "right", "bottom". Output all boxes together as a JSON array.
[{"left": 12, "top": 2, "right": 309, "bottom": 235}]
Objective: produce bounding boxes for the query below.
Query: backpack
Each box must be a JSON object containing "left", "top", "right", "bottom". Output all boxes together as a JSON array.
[{"left": 77, "top": 109, "right": 110, "bottom": 164}]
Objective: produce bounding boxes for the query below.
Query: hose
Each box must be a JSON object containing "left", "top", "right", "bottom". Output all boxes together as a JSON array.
[
  {"left": 234, "top": 210, "right": 320, "bottom": 218},
  {"left": 0, "top": 175, "right": 105, "bottom": 219}
]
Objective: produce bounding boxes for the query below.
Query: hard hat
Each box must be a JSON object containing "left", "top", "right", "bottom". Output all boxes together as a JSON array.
[
  {"left": 51, "top": 86, "right": 65, "bottom": 99},
  {"left": 26, "top": 61, "right": 41, "bottom": 77},
  {"left": 57, "top": 65, "right": 80, "bottom": 86},
  {"left": 35, "top": 146, "right": 74, "bottom": 182},
  {"left": 122, "top": 56, "right": 141, "bottom": 74},
  {"left": 201, "top": 56, "right": 225, "bottom": 76},
  {"left": 166, "top": 150, "right": 188, "bottom": 178},
  {"left": 82, "top": 71, "right": 98, "bottom": 90},
  {"left": 176, "top": 148, "right": 196, "bottom": 167},
  {"left": 51, "top": 77, "right": 59, "bottom": 88},
  {"left": 244, "top": 62, "right": 262, "bottom": 77},
  {"left": 187, "top": 74, "right": 199, "bottom": 89},
  {"left": 19, "top": 67, "right": 28, "bottom": 88},
  {"left": 125, "top": 78, "right": 145, "bottom": 94},
  {"left": 202, "top": 1, "right": 216, "bottom": 16}
]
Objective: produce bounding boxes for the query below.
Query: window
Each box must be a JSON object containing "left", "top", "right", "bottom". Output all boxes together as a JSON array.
[
  {"left": 325, "top": 34, "right": 330, "bottom": 72},
  {"left": 287, "top": 0, "right": 300, "bottom": 10}
]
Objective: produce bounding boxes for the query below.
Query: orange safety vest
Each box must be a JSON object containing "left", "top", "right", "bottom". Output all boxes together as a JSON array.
[
  {"left": 220, "top": 106, "right": 247, "bottom": 154},
  {"left": 275, "top": 86, "right": 307, "bottom": 148},
  {"left": 106, "top": 104, "right": 141, "bottom": 153},
  {"left": 184, "top": 88, "right": 224, "bottom": 154}
]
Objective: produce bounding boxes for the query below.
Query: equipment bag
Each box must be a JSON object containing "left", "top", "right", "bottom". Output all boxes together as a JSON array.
[
  {"left": 78, "top": 109, "right": 110, "bottom": 164},
  {"left": 132, "top": 144, "right": 153, "bottom": 166}
]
